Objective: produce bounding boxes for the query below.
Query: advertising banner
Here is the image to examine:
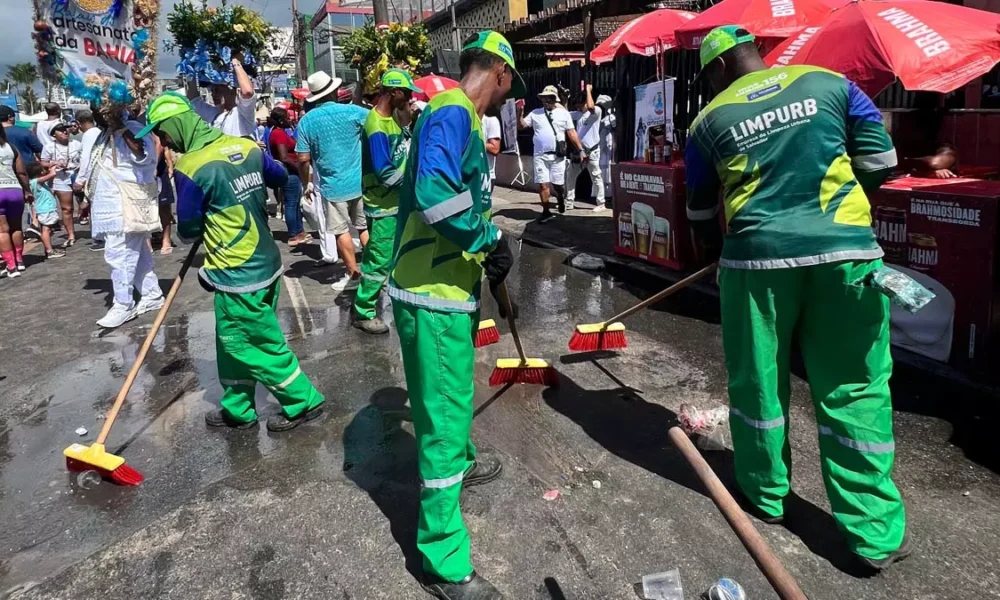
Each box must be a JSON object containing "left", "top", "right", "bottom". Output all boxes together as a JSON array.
[
  {"left": 42, "top": 0, "right": 138, "bottom": 83},
  {"left": 633, "top": 79, "right": 674, "bottom": 160},
  {"left": 871, "top": 179, "right": 999, "bottom": 370},
  {"left": 500, "top": 98, "right": 519, "bottom": 154},
  {"left": 612, "top": 162, "right": 691, "bottom": 271}
]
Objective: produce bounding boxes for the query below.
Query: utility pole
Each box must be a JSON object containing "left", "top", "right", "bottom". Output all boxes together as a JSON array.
[
  {"left": 291, "top": 0, "right": 307, "bottom": 81},
  {"left": 374, "top": 0, "right": 391, "bottom": 29}
]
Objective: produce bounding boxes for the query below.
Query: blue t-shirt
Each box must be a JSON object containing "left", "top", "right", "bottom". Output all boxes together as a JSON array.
[
  {"left": 30, "top": 179, "right": 58, "bottom": 215},
  {"left": 294, "top": 102, "right": 369, "bottom": 202},
  {"left": 6, "top": 126, "right": 43, "bottom": 165}
]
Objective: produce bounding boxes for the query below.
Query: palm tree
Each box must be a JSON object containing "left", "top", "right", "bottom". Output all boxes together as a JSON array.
[{"left": 6, "top": 63, "right": 39, "bottom": 112}]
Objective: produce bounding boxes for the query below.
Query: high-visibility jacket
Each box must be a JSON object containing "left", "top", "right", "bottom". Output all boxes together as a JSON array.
[
  {"left": 362, "top": 109, "right": 409, "bottom": 217},
  {"left": 388, "top": 88, "right": 499, "bottom": 314}
]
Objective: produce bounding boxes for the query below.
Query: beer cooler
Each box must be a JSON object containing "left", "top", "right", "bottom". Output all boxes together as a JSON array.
[
  {"left": 611, "top": 161, "right": 693, "bottom": 271},
  {"left": 871, "top": 178, "right": 1000, "bottom": 373}
]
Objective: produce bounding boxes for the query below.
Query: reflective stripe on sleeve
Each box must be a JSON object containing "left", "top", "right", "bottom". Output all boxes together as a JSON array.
[
  {"left": 731, "top": 408, "right": 786, "bottom": 430},
  {"left": 383, "top": 170, "right": 404, "bottom": 187},
  {"left": 818, "top": 426, "right": 895, "bottom": 453},
  {"left": 419, "top": 190, "right": 473, "bottom": 224},
  {"left": 423, "top": 471, "right": 465, "bottom": 489},
  {"left": 362, "top": 272, "right": 387, "bottom": 283},
  {"left": 851, "top": 149, "right": 897, "bottom": 172}
]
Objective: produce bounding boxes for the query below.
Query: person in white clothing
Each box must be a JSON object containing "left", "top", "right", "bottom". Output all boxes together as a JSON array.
[
  {"left": 88, "top": 115, "right": 164, "bottom": 329},
  {"left": 185, "top": 54, "right": 257, "bottom": 138},
  {"left": 568, "top": 83, "right": 607, "bottom": 212},
  {"left": 41, "top": 123, "right": 82, "bottom": 246},
  {"left": 518, "top": 85, "right": 584, "bottom": 222},
  {"left": 482, "top": 113, "right": 501, "bottom": 180},
  {"left": 72, "top": 109, "right": 101, "bottom": 226},
  {"left": 34, "top": 103, "right": 63, "bottom": 149},
  {"left": 597, "top": 94, "right": 616, "bottom": 202}
]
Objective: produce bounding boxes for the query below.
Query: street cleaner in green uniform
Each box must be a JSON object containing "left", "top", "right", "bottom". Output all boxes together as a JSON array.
[
  {"left": 686, "top": 26, "right": 909, "bottom": 570},
  {"left": 353, "top": 69, "right": 423, "bottom": 335},
  {"left": 139, "top": 93, "right": 325, "bottom": 432},
  {"left": 388, "top": 31, "right": 525, "bottom": 600}
]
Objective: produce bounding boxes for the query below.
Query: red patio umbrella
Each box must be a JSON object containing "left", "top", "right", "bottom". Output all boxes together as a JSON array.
[
  {"left": 675, "top": 0, "right": 849, "bottom": 49},
  {"left": 590, "top": 9, "right": 699, "bottom": 63},
  {"left": 412, "top": 75, "right": 459, "bottom": 101},
  {"left": 764, "top": 0, "right": 1000, "bottom": 97}
]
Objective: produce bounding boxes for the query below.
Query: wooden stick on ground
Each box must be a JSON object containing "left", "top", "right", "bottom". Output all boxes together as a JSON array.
[{"left": 667, "top": 426, "right": 809, "bottom": 600}]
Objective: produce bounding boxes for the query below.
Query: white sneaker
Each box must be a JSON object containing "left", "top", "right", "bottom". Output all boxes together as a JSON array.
[
  {"left": 331, "top": 273, "right": 360, "bottom": 293},
  {"left": 565, "top": 200, "right": 575, "bottom": 210},
  {"left": 136, "top": 294, "right": 165, "bottom": 316},
  {"left": 592, "top": 203, "right": 608, "bottom": 212},
  {"left": 16, "top": 264, "right": 25, "bottom": 272},
  {"left": 97, "top": 303, "right": 138, "bottom": 328},
  {"left": 6, "top": 269, "right": 20, "bottom": 278}
]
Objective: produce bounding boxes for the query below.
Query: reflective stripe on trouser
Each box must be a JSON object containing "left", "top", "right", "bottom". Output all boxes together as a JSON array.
[
  {"left": 354, "top": 214, "right": 397, "bottom": 321},
  {"left": 215, "top": 279, "right": 324, "bottom": 422},
  {"left": 392, "top": 300, "right": 478, "bottom": 582},
  {"left": 720, "top": 259, "right": 905, "bottom": 560}
]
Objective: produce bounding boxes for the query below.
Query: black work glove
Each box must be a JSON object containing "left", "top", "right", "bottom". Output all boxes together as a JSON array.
[{"left": 484, "top": 235, "right": 518, "bottom": 319}]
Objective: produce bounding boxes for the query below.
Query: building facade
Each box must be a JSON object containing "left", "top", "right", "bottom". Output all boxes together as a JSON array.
[{"left": 423, "top": 0, "right": 528, "bottom": 50}]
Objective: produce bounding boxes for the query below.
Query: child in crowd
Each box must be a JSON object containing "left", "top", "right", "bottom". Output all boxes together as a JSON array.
[{"left": 26, "top": 162, "right": 67, "bottom": 260}]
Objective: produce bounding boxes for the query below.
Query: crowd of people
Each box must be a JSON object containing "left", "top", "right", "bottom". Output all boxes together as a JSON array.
[{"left": 0, "top": 21, "right": 919, "bottom": 599}]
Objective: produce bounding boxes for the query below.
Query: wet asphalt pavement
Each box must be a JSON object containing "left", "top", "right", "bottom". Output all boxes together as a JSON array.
[{"left": 1, "top": 192, "right": 999, "bottom": 600}]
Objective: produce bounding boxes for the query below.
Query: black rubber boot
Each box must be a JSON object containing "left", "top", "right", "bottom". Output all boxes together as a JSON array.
[
  {"left": 462, "top": 455, "right": 503, "bottom": 488},
  {"left": 266, "top": 406, "right": 324, "bottom": 432},
  {"left": 353, "top": 316, "right": 390, "bottom": 335},
  {"left": 856, "top": 535, "right": 912, "bottom": 572},
  {"left": 205, "top": 409, "right": 258, "bottom": 430},
  {"left": 422, "top": 572, "right": 503, "bottom": 600},
  {"left": 732, "top": 486, "right": 784, "bottom": 524}
]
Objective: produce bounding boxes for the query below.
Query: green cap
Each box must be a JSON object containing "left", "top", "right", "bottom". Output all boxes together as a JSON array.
[
  {"left": 381, "top": 68, "right": 423, "bottom": 93},
  {"left": 462, "top": 30, "right": 526, "bottom": 98},
  {"left": 136, "top": 92, "right": 193, "bottom": 138},
  {"left": 699, "top": 25, "right": 756, "bottom": 71}
]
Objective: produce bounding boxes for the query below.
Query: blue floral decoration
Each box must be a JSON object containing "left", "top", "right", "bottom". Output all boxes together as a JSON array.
[
  {"left": 108, "top": 80, "right": 133, "bottom": 104},
  {"left": 133, "top": 28, "right": 150, "bottom": 59}
]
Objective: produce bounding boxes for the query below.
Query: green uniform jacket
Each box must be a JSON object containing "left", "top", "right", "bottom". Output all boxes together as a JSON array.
[
  {"left": 685, "top": 65, "right": 897, "bottom": 269},
  {"left": 388, "top": 88, "right": 500, "bottom": 313},
  {"left": 362, "top": 109, "right": 410, "bottom": 217},
  {"left": 176, "top": 135, "right": 289, "bottom": 292}
]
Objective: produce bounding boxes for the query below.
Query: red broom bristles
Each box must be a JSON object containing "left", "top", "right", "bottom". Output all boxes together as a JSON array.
[
  {"left": 474, "top": 325, "right": 501, "bottom": 348},
  {"left": 488, "top": 365, "right": 560, "bottom": 387},
  {"left": 568, "top": 329, "right": 628, "bottom": 352},
  {"left": 66, "top": 457, "right": 145, "bottom": 486}
]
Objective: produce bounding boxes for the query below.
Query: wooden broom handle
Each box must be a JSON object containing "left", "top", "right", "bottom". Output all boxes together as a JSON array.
[
  {"left": 497, "top": 282, "right": 527, "bottom": 364},
  {"left": 96, "top": 241, "right": 201, "bottom": 444},
  {"left": 605, "top": 263, "right": 717, "bottom": 324},
  {"left": 668, "top": 427, "right": 809, "bottom": 600}
]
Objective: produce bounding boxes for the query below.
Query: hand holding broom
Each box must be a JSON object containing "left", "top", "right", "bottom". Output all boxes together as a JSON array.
[
  {"left": 569, "top": 263, "right": 718, "bottom": 352},
  {"left": 64, "top": 241, "right": 201, "bottom": 486}
]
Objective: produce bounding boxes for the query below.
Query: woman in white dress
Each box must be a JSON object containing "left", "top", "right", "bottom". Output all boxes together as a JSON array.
[
  {"left": 88, "top": 112, "right": 164, "bottom": 328},
  {"left": 41, "top": 123, "right": 82, "bottom": 247}
]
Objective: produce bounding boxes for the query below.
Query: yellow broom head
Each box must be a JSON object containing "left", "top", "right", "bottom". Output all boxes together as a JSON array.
[
  {"left": 64, "top": 443, "right": 125, "bottom": 472},
  {"left": 478, "top": 319, "right": 497, "bottom": 331},
  {"left": 575, "top": 322, "right": 626, "bottom": 334},
  {"left": 495, "top": 358, "right": 551, "bottom": 369}
]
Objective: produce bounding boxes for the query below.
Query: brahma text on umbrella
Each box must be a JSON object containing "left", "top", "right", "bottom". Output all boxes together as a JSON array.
[
  {"left": 877, "top": 7, "right": 950, "bottom": 58},
  {"left": 772, "top": 27, "right": 820, "bottom": 66},
  {"left": 770, "top": 0, "right": 796, "bottom": 18}
]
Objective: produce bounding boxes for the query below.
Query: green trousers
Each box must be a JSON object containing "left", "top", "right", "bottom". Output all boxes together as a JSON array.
[
  {"left": 719, "top": 259, "right": 905, "bottom": 560},
  {"left": 354, "top": 215, "right": 397, "bottom": 321},
  {"left": 392, "top": 300, "right": 478, "bottom": 582},
  {"left": 215, "top": 280, "right": 324, "bottom": 422}
]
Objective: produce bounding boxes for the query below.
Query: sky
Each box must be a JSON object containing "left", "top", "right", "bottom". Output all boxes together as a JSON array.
[{"left": 1, "top": 0, "right": 316, "bottom": 86}]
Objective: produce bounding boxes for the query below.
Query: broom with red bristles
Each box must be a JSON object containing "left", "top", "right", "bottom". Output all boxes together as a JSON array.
[
  {"left": 489, "top": 282, "right": 559, "bottom": 387},
  {"left": 64, "top": 242, "right": 201, "bottom": 485},
  {"left": 474, "top": 319, "right": 500, "bottom": 347},
  {"left": 569, "top": 263, "right": 718, "bottom": 352}
]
